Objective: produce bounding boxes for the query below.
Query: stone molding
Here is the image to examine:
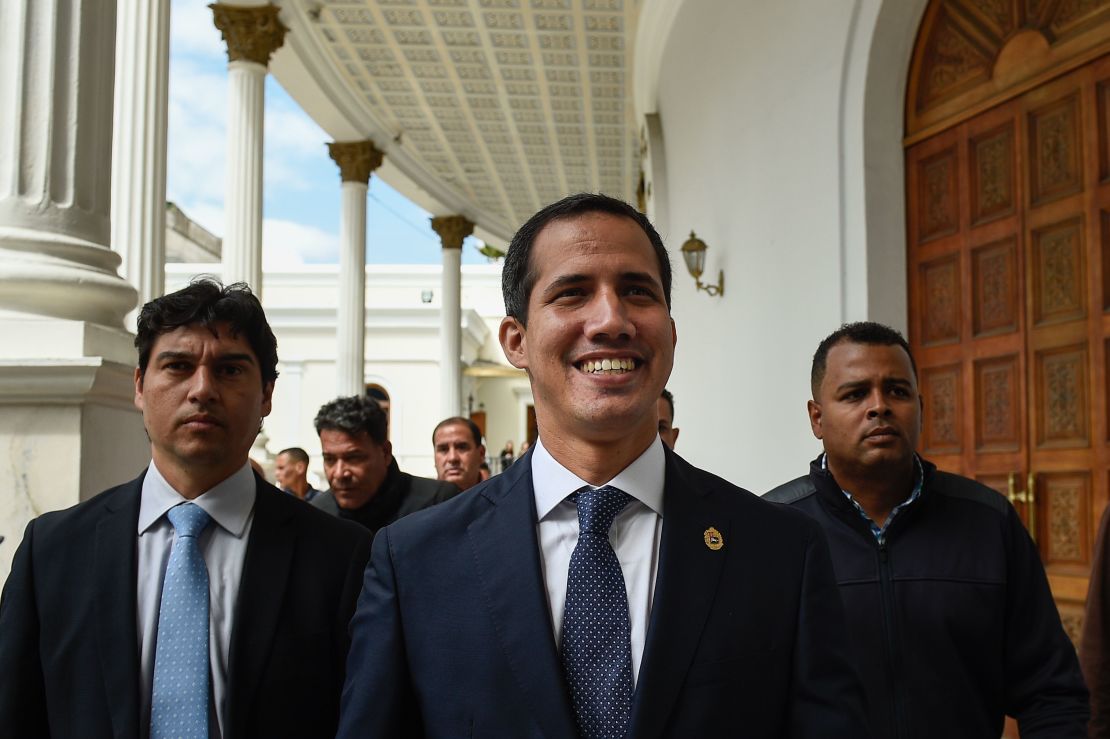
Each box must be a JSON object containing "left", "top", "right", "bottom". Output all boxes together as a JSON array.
[
  {"left": 210, "top": 3, "right": 287, "bottom": 67},
  {"left": 327, "top": 141, "right": 384, "bottom": 184},
  {"left": 430, "top": 215, "right": 475, "bottom": 250},
  {"left": 0, "top": 359, "right": 137, "bottom": 411}
]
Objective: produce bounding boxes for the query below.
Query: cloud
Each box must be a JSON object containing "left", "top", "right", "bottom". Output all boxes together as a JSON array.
[
  {"left": 171, "top": 0, "right": 227, "bottom": 59},
  {"left": 262, "top": 218, "right": 339, "bottom": 266}
]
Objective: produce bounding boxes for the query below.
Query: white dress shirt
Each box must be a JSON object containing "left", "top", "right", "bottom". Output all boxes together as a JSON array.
[
  {"left": 136, "top": 461, "right": 256, "bottom": 739},
  {"left": 531, "top": 437, "right": 665, "bottom": 688}
]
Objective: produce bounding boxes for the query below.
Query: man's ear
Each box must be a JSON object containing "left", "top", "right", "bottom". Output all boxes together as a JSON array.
[
  {"left": 134, "top": 367, "right": 145, "bottom": 411},
  {"left": 807, "top": 399, "right": 823, "bottom": 440},
  {"left": 671, "top": 428, "right": 680, "bottom": 447},
  {"left": 499, "top": 316, "right": 528, "bottom": 369},
  {"left": 383, "top": 439, "right": 394, "bottom": 464},
  {"left": 261, "top": 380, "right": 275, "bottom": 418}
]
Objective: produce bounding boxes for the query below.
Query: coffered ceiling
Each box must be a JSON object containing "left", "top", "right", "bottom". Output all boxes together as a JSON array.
[{"left": 275, "top": 0, "right": 642, "bottom": 243}]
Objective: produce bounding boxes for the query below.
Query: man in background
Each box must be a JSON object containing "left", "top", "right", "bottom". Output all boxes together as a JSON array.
[
  {"left": 0, "top": 279, "right": 370, "bottom": 737},
  {"left": 432, "top": 416, "right": 486, "bottom": 492},
  {"left": 312, "top": 395, "right": 458, "bottom": 537},
  {"left": 275, "top": 446, "right": 319, "bottom": 502},
  {"left": 766, "top": 321, "right": 1088, "bottom": 737},
  {"left": 658, "top": 388, "right": 680, "bottom": 449}
]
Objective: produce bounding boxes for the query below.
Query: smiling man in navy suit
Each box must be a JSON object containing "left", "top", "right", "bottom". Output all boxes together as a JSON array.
[{"left": 337, "top": 194, "right": 870, "bottom": 738}]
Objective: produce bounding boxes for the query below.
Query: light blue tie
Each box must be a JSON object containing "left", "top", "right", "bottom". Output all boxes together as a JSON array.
[
  {"left": 150, "top": 502, "right": 212, "bottom": 739},
  {"left": 561, "top": 485, "right": 634, "bottom": 739}
]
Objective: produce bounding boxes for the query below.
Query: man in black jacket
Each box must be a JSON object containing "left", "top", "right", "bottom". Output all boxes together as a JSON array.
[
  {"left": 312, "top": 395, "right": 458, "bottom": 537},
  {"left": 766, "top": 321, "right": 1088, "bottom": 739}
]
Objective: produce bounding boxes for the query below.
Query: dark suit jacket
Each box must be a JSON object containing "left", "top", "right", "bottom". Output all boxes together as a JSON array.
[
  {"left": 337, "top": 447, "right": 870, "bottom": 738},
  {"left": 0, "top": 470, "right": 371, "bottom": 739}
]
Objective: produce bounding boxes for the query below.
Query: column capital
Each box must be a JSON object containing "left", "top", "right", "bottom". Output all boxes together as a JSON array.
[
  {"left": 328, "top": 141, "right": 385, "bottom": 184},
  {"left": 210, "top": 3, "right": 287, "bottom": 66},
  {"left": 431, "top": 215, "right": 475, "bottom": 250}
]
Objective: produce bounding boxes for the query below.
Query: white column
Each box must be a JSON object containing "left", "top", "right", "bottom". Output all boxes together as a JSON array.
[
  {"left": 0, "top": 0, "right": 138, "bottom": 327},
  {"left": 0, "top": 0, "right": 149, "bottom": 584},
  {"left": 337, "top": 179, "right": 368, "bottom": 396},
  {"left": 111, "top": 0, "right": 170, "bottom": 329},
  {"left": 211, "top": 3, "right": 286, "bottom": 295},
  {"left": 328, "top": 141, "right": 383, "bottom": 397},
  {"left": 431, "top": 215, "right": 474, "bottom": 418}
]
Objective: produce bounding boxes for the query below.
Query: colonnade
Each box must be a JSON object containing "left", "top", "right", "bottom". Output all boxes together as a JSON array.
[{"left": 0, "top": 1, "right": 477, "bottom": 579}]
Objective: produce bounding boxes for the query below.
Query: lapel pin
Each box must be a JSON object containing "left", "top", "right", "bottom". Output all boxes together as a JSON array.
[{"left": 703, "top": 527, "right": 724, "bottom": 551}]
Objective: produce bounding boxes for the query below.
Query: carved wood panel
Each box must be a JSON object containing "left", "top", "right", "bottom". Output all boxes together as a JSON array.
[
  {"left": 1040, "top": 470, "right": 1091, "bottom": 566},
  {"left": 923, "top": 364, "right": 963, "bottom": 454},
  {"left": 1029, "top": 93, "right": 1083, "bottom": 206},
  {"left": 1032, "top": 217, "right": 1087, "bottom": 326},
  {"left": 971, "top": 123, "right": 1015, "bottom": 224},
  {"left": 1058, "top": 602, "right": 1086, "bottom": 647},
  {"left": 907, "top": 0, "right": 1110, "bottom": 137},
  {"left": 918, "top": 147, "right": 960, "bottom": 241},
  {"left": 1098, "top": 80, "right": 1110, "bottom": 182},
  {"left": 921, "top": 253, "right": 961, "bottom": 345},
  {"left": 910, "top": 28, "right": 1110, "bottom": 616},
  {"left": 973, "top": 237, "right": 1019, "bottom": 336},
  {"left": 975, "top": 354, "right": 1022, "bottom": 451},
  {"left": 1035, "top": 344, "right": 1090, "bottom": 448}
]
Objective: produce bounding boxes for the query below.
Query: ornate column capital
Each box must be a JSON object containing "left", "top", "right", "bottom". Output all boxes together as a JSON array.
[
  {"left": 328, "top": 141, "right": 385, "bottom": 184},
  {"left": 210, "top": 3, "right": 287, "bottom": 66},
  {"left": 431, "top": 215, "right": 475, "bottom": 250}
]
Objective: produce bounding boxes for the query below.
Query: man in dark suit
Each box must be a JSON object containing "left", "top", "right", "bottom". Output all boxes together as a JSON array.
[
  {"left": 0, "top": 279, "right": 371, "bottom": 738},
  {"left": 336, "top": 194, "right": 870, "bottom": 738},
  {"left": 311, "top": 395, "right": 458, "bottom": 537}
]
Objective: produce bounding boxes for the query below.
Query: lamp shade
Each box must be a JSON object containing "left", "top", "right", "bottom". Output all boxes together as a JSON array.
[{"left": 680, "top": 231, "right": 707, "bottom": 280}]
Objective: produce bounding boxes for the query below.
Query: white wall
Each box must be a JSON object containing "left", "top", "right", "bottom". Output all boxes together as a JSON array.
[{"left": 645, "top": 0, "right": 924, "bottom": 492}]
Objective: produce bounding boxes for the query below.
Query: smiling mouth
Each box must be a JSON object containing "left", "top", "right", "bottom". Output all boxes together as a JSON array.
[{"left": 577, "top": 358, "right": 639, "bottom": 375}]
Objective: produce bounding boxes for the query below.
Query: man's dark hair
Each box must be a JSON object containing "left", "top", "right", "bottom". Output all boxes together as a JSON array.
[
  {"left": 315, "top": 395, "right": 389, "bottom": 446},
  {"left": 660, "top": 388, "right": 675, "bottom": 420},
  {"left": 501, "top": 192, "right": 672, "bottom": 324},
  {"left": 432, "top": 416, "right": 483, "bottom": 447},
  {"left": 278, "top": 447, "right": 309, "bottom": 465},
  {"left": 811, "top": 322, "right": 917, "bottom": 398},
  {"left": 135, "top": 278, "right": 278, "bottom": 386}
]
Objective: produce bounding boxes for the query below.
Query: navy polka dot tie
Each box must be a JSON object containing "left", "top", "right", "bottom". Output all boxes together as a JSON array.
[
  {"left": 150, "top": 502, "right": 212, "bottom": 739},
  {"left": 561, "top": 485, "right": 634, "bottom": 739}
]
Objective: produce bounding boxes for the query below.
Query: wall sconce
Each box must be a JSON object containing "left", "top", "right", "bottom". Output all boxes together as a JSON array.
[{"left": 680, "top": 231, "right": 724, "bottom": 297}]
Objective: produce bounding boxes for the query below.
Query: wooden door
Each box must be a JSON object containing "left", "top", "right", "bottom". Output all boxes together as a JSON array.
[{"left": 907, "top": 54, "right": 1110, "bottom": 642}]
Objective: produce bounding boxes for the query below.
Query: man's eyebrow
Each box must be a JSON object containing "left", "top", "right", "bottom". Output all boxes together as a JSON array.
[
  {"left": 543, "top": 271, "right": 662, "bottom": 292},
  {"left": 834, "top": 377, "right": 913, "bottom": 393},
  {"left": 543, "top": 273, "right": 589, "bottom": 292},
  {"left": 215, "top": 353, "right": 257, "bottom": 365},
  {"left": 153, "top": 350, "right": 256, "bottom": 365},
  {"left": 621, "top": 271, "right": 663, "bottom": 287}
]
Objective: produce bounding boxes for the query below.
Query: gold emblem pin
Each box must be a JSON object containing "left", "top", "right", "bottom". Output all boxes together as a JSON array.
[{"left": 703, "top": 527, "right": 724, "bottom": 551}]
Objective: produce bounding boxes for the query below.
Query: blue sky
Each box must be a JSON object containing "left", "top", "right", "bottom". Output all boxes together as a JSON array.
[{"left": 167, "top": 0, "right": 486, "bottom": 266}]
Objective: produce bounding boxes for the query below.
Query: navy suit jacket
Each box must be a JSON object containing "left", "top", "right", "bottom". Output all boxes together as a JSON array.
[
  {"left": 337, "top": 446, "right": 870, "bottom": 738},
  {"left": 0, "top": 471, "right": 371, "bottom": 739}
]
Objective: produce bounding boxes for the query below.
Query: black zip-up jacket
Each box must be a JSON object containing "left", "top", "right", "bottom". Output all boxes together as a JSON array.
[{"left": 765, "top": 456, "right": 1088, "bottom": 739}]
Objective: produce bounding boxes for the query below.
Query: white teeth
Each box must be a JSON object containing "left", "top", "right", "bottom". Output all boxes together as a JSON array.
[{"left": 580, "top": 358, "right": 637, "bottom": 374}]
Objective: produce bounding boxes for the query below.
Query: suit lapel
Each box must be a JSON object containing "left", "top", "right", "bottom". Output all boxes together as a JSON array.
[
  {"left": 94, "top": 476, "right": 143, "bottom": 739},
  {"left": 226, "top": 481, "right": 295, "bottom": 739},
  {"left": 629, "top": 451, "right": 729, "bottom": 739},
  {"left": 467, "top": 456, "right": 577, "bottom": 739}
]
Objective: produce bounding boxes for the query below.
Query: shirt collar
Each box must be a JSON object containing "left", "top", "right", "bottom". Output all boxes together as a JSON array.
[
  {"left": 138, "top": 460, "right": 257, "bottom": 538},
  {"left": 531, "top": 436, "right": 665, "bottom": 521}
]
